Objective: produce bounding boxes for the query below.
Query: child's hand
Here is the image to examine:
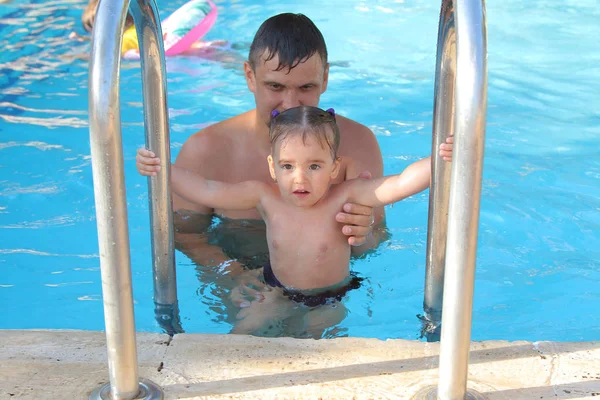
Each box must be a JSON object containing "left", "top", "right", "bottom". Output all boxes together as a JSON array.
[
  {"left": 439, "top": 136, "right": 454, "bottom": 162},
  {"left": 136, "top": 148, "right": 161, "bottom": 176}
]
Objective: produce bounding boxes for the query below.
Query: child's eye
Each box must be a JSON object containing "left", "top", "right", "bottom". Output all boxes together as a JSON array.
[
  {"left": 309, "top": 164, "right": 321, "bottom": 170},
  {"left": 281, "top": 164, "right": 292, "bottom": 170}
]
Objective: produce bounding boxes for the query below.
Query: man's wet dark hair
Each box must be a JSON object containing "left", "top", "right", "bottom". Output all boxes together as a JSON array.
[
  {"left": 248, "top": 13, "right": 328, "bottom": 72},
  {"left": 270, "top": 106, "right": 340, "bottom": 158}
]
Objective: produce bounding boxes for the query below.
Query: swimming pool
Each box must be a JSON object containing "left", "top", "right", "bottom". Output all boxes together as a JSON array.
[{"left": 1, "top": 0, "right": 598, "bottom": 341}]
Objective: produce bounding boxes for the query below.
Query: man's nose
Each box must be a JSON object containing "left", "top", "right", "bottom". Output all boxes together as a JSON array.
[{"left": 282, "top": 90, "right": 301, "bottom": 109}]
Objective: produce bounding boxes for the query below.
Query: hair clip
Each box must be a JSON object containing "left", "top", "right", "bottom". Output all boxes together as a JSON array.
[
  {"left": 271, "top": 110, "right": 280, "bottom": 119},
  {"left": 325, "top": 108, "right": 335, "bottom": 117}
]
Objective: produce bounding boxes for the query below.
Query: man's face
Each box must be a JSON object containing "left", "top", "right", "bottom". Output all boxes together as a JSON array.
[
  {"left": 245, "top": 52, "right": 329, "bottom": 126},
  {"left": 267, "top": 133, "right": 340, "bottom": 208}
]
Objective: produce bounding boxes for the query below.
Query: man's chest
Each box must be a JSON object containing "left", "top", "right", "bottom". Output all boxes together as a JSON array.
[{"left": 219, "top": 152, "right": 272, "bottom": 183}]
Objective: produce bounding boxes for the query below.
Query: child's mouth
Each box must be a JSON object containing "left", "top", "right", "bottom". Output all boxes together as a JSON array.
[{"left": 293, "top": 190, "right": 310, "bottom": 198}]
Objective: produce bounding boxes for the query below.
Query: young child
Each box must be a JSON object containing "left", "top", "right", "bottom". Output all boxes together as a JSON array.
[{"left": 137, "top": 106, "right": 451, "bottom": 310}]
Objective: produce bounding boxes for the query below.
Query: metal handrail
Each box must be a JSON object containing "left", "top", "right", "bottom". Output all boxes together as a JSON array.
[
  {"left": 88, "top": 0, "right": 176, "bottom": 397},
  {"left": 421, "top": 0, "right": 488, "bottom": 399},
  {"left": 422, "top": 0, "right": 456, "bottom": 342},
  {"left": 130, "top": 0, "right": 182, "bottom": 337}
]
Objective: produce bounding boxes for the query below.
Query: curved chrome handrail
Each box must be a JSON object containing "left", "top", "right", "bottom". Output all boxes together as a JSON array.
[
  {"left": 423, "top": 0, "right": 488, "bottom": 398},
  {"left": 423, "top": 0, "right": 456, "bottom": 341},
  {"left": 88, "top": 0, "right": 175, "bottom": 397}
]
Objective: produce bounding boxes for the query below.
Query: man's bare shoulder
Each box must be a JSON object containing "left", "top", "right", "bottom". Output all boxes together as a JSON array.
[
  {"left": 185, "top": 111, "right": 252, "bottom": 151},
  {"left": 336, "top": 114, "right": 381, "bottom": 158},
  {"left": 336, "top": 115, "right": 375, "bottom": 141},
  {"left": 336, "top": 115, "right": 382, "bottom": 167},
  {"left": 175, "top": 111, "right": 253, "bottom": 169},
  {"left": 333, "top": 114, "right": 384, "bottom": 183}
]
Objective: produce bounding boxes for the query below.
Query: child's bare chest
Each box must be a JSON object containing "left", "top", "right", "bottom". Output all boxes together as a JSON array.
[
  {"left": 265, "top": 202, "right": 351, "bottom": 288},
  {"left": 269, "top": 209, "right": 344, "bottom": 252}
]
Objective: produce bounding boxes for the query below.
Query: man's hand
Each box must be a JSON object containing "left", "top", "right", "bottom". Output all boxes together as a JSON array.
[
  {"left": 439, "top": 136, "right": 454, "bottom": 162},
  {"left": 136, "top": 148, "right": 162, "bottom": 176},
  {"left": 336, "top": 171, "right": 375, "bottom": 246}
]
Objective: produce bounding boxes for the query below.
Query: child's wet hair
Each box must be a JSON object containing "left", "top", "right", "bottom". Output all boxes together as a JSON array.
[{"left": 269, "top": 106, "right": 340, "bottom": 158}]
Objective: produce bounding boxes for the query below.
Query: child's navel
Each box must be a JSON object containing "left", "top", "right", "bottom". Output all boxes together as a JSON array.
[{"left": 319, "top": 243, "right": 328, "bottom": 253}]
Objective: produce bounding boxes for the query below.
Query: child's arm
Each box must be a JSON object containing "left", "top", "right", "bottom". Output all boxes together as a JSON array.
[
  {"left": 346, "top": 135, "right": 454, "bottom": 207},
  {"left": 136, "top": 149, "right": 268, "bottom": 210},
  {"left": 171, "top": 165, "right": 267, "bottom": 211},
  {"left": 346, "top": 157, "right": 432, "bottom": 207}
]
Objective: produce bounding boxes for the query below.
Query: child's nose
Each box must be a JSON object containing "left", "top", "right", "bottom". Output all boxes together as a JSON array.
[{"left": 293, "top": 169, "right": 307, "bottom": 183}]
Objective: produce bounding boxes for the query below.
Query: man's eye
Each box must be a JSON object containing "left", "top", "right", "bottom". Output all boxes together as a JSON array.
[
  {"left": 270, "top": 84, "right": 282, "bottom": 90},
  {"left": 301, "top": 85, "right": 314, "bottom": 90},
  {"left": 309, "top": 164, "right": 321, "bottom": 170}
]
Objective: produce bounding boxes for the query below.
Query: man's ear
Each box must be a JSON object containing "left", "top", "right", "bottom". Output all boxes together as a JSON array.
[
  {"left": 321, "top": 63, "right": 330, "bottom": 94},
  {"left": 267, "top": 154, "right": 277, "bottom": 181},
  {"left": 330, "top": 156, "right": 341, "bottom": 180},
  {"left": 244, "top": 61, "right": 256, "bottom": 93}
]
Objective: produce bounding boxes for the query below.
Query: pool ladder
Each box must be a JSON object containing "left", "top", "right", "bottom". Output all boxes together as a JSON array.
[{"left": 86, "top": 0, "right": 487, "bottom": 399}]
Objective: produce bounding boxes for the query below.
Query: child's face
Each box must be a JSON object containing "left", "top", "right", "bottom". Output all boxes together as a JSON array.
[{"left": 267, "top": 132, "right": 340, "bottom": 208}]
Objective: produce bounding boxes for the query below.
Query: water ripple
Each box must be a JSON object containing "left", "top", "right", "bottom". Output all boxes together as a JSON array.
[
  {"left": 0, "top": 114, "right": 88, "bottom": 128},
  {"left": 0, "top": 141, "right": 64, "bottom": 151},
  {"left": 0, "top": 249, "right": 98, "bottom": 258},
  {"left": 0, "top": 183, "right": 61, "bottom": 195},
  {"left": 0, "top": 101, "right": 86, "bottom": 115},
  {"left": 0, "top": 215, "right": 77, "bottom": 229},
  {"left": 44, "top": 281, "right": 94, "bottom": 287}
]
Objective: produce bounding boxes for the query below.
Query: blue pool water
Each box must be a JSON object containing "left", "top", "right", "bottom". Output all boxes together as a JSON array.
[{"left": 1, "top": 0, "right": 599, "bottom": 341}]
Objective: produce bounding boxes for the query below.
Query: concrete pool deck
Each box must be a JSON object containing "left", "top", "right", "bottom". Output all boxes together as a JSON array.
[{"left": 1, "top": 330, "right": 598, "bottom": 399}]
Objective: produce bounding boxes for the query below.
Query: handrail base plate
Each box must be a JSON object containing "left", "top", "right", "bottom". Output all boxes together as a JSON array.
[
  {"left": 413, "top": 385, "right": 488, "bottom": 400},
  {"left": 89, "top": 378, "right": 163, "bottom": 400}
]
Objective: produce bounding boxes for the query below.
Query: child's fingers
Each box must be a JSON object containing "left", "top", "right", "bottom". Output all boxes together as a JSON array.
[
  {"left": 136, "top": 152, "right": 161, "bottom": 165},
  {"left": 136, "top": 159, "right": 161, "bottom": 176},
  {"left": 136, "top": 162, "right": 161, "bottom": 172},
  {"left": 137, "top": 148, "right": 156, "bottom": 158},
  {"left": 439, "top": 142, "right": 453, "bottom": 151},
  {"left": 135, "top": 150, "right": 161, "bottom": 178},
  {"left": 439, "top": 148, "right": 451, "bottom": 156},
  {"left": 439, "top": 138, "right": 453, "bottom": 159}
]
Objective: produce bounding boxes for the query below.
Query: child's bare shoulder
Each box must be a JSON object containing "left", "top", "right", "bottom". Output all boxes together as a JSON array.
[{"left": 328, "top": 178, "right": 364, "bottom": 203}]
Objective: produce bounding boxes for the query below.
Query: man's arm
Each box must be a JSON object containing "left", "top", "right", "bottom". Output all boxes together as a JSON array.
[
  {"left": 171, "top": 210, "right": 245, "bottom": 272},
  {"left": 336, "top": 116, "right": 386, "bottom": 253}
]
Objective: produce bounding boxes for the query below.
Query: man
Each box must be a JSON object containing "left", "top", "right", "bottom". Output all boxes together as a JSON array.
[{"left": 138, "top": 13, "right": 389, "bottom": 268}]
